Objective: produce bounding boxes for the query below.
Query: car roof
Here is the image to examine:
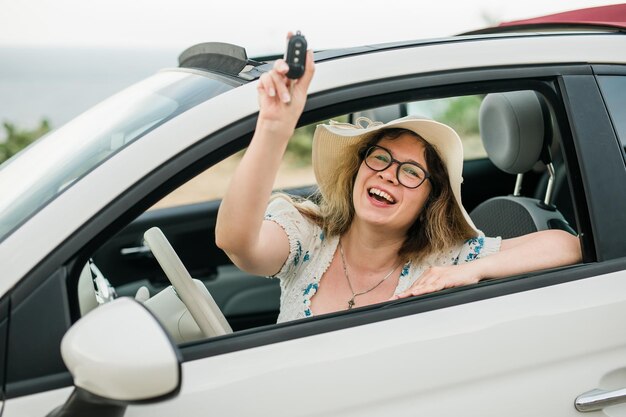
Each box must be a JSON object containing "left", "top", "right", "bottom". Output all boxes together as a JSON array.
[
  {"left": 461, "top": 4, "right": 626, "bottom": 35},
  {"left": 183, "top": 28, "right": 626, "bottom": 83},
  {"left": 178, "top": 5, "right": 626, "bottom": 82}
]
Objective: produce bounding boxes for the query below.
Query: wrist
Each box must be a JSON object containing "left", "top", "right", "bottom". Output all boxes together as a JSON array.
[
  {"left": 255, "top": 117, "right": 295, "bottom": 142},
  {"left": 460, "top": 258, "right": 488, "bottom": 282}
]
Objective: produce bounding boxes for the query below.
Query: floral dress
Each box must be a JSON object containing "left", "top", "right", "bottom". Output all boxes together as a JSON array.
[{"left": 264, "top": 198, "right": 501, "bottom": 323}]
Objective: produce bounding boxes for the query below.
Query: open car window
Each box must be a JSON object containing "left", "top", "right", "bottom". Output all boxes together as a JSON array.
[{"left": 74, "top": 86, "right": 579, "bottom": 348}]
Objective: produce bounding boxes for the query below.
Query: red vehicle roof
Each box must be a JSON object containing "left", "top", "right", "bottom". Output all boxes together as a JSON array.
[
  {"left": 499, "top": 3, "right": 626, "bottom": 29},
  {"left": 461, "top": 3, "right": 626, "bottom": 35}
]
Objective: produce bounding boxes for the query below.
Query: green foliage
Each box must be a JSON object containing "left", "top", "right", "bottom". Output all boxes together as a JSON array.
[
  {"left": 285, "top": 124, "right": 316, "bottom": 165},
  {"left": 437, "top": 95, "right": 482, "bottom": 136},
  {"left": 0, "top": 119, "right": 51, "bottom": 164},
  {"left": 285, "top": 115, "right": 349, "bottom": 166}
]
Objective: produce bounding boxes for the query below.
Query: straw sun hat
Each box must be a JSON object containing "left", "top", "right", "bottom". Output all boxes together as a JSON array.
[{"left": 312, "top": 115, "right": 479, "bottom": 235}]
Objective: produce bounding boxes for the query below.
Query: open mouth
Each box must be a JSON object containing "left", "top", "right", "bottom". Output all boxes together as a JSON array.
[{"left": 368, "top": 187, "right": 396, "bottom": 204}]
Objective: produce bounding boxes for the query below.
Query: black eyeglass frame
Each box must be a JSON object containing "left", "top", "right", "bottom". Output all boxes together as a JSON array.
[{"left": 363, "top": 145, "right": 431, "bottom": 189}]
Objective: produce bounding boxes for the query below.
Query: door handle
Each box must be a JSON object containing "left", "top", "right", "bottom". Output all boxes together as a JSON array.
[{"left": 576, "top": 388, "right": 626, "bottom": 412}]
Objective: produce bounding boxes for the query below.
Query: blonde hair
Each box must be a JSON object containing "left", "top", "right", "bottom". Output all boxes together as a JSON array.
[{"left": 275, "top": 128, "right": 475, "bottom": 262}]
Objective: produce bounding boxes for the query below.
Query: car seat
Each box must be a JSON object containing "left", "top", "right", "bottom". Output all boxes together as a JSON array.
[
  {"left": 532, "top": 143, "right": 576, "bottom": 228},
  {"left": 470, "top": 90, "right": 576, "bottom": 239}
]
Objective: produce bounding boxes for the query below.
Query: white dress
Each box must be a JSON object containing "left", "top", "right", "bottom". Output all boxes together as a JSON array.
[{"left": 264, "top": 198, "right": 502, "bottom": 323}]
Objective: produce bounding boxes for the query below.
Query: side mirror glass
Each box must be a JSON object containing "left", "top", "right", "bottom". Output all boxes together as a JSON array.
[{"left": 48, "top": 297, "right": 181, "bottom": 416}]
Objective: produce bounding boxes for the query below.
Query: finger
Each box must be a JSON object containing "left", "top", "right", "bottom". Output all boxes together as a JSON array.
[
  {"left": 395, "top": 281, "right": 441, "bottom": 298},
  {"left": 268, "top": 68, "right": 291, "bottom": 103},
  {"left": 412, "top": 276, "right": 436, "bottom": 291},
  {"left": 258, "top": 73, "right": 276, "bottom": 98},
  {"left": 293, "top": 49, "right": 315, "bottom": 95},
  {"left": 273, "top": 59, "right": 290, "bottom": 75},
  {"left": 394, "top": 288, "right": 420, "bottom": 299},
  {"left": 411, "top": 283, "right": 442, "bottom": 296},
  {"left": 415, "top": 267, "right": 444, "bottom": 287},
  {"left": 394, "top": 291, "right": 415, "bottom": 299}
]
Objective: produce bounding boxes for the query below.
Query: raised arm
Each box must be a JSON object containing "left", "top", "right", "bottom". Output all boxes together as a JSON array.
[
  {"left": 393, "top": 229, "right": 582, "bottom": 298},
  {"left": 215, "top": 47, "right": 315, "bottom": 276}
]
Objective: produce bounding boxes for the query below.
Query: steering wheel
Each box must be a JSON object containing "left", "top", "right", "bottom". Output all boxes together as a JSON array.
[{"left": 143, "top": 227, "right": 232, "bottom": 338}]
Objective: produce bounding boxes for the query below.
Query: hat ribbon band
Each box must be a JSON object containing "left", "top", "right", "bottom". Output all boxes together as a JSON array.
[{"left": 329, "top": 116, "right": 383, "bottom": 130}]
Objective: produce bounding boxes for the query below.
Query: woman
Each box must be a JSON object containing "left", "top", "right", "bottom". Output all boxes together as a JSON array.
[{"left": 215, "top": 47, "right": 582, "bottom": 323}]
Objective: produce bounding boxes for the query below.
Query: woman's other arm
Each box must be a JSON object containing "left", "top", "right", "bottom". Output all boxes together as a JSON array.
[{"left": 393, "top": 229, "right": 582, "bottom": 298}]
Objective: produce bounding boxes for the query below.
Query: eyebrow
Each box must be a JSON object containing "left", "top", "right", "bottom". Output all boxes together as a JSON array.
[{"left": 381, "top": 145, "right": 424, "bottom": 166}]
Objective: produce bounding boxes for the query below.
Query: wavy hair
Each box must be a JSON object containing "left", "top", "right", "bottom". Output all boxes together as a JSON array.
[{"left": 274, "top": 128, "right": 476, "bottom": 262}]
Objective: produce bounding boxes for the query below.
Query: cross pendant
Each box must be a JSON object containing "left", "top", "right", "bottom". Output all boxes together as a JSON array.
[{"left": 347, "top": 298, "right": 355, "bottom": 309}]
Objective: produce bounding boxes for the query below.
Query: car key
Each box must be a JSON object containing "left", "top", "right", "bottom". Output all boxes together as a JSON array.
[{"left": 285, "top": 31, "right": 307, "bottom": 80}]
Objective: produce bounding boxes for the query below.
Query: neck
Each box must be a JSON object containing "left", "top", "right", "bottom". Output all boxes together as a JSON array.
[{"left": 341, "top": 220, "right": 405, "bottom": 273}]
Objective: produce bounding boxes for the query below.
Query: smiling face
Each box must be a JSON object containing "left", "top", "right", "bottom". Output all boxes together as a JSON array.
[{"left": 352, "top": 132, "right": 433, "bottom": 236}]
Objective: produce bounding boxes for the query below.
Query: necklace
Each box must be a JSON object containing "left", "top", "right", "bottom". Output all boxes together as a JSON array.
[{"left": 338, "top": 241, "right": 400, "bottom": 310}]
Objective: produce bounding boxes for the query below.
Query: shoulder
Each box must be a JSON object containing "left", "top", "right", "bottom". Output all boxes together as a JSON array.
[
  {"left": 264, "top": 196, "right": 324, "bottom": 279},
  {"left": 265, "top": 195, "right": 300, "bottom": 217},
  {"left": 265, "top": 195, "right": 320, "bottom": 246},
  {"left": 457, "top": 234, "right": 502, "bottom": 263},
  {"left": 266, "top": 195, "right": 318, "bottom": 220}
]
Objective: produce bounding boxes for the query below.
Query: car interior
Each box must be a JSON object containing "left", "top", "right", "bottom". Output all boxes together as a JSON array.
[{"left": 70, "top": 87, "right": 579, "bottom": 345}]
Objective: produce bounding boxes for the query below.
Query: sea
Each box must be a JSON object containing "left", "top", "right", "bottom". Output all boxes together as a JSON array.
[{"left": 0, "top": 46, "right": 179, "bottom": 140}]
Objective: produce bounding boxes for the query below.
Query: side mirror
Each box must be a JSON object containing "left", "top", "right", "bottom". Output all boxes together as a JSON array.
[{"left": 47, "top": 297, "right": 181, "bottom": 417}]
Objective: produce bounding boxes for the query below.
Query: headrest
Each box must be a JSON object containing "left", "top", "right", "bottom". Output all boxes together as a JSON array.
[{"left": 479, "top": 91, "right": 547, "bottom": 174}]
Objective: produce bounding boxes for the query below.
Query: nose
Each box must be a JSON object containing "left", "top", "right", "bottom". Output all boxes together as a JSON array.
[{"left": 378, "top": 164, "right": 399, "bottom": 184}]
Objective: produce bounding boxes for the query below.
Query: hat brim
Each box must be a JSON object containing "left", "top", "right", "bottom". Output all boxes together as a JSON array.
[{"left": 312, "top": 116, "right": 479, "bottom": 235}]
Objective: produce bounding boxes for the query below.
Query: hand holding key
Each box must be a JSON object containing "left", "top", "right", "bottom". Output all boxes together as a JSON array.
[{"left": 257, "top": 32, "right": 314, "bottom": 135}]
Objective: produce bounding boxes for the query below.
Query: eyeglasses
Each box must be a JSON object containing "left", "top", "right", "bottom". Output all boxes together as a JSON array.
[{"left": 364, "top": 145, "right": 431, "bottom": 189}]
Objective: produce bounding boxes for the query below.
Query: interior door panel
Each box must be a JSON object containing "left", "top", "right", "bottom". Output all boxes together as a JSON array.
[
  {"left": 93, "top": 201, "right": 281, "bottom": 329},
  {"left": 93, "top": 200, "right": 226, "bottom": 287},
  {"left": 92, "top": 188, "right": 315, "bottom": 330}
]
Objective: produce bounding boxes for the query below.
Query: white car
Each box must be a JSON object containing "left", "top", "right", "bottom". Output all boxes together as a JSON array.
[{"left": 2, "top": 8, "right": 626, "bottom": 417}]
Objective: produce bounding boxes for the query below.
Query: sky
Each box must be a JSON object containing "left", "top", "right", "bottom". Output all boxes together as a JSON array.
[
  {"left": 0, "top": 0, "right": 621, "bottom": 54},
  {"left": 0, "top": 0, "right": 621, "bottom": 138}
]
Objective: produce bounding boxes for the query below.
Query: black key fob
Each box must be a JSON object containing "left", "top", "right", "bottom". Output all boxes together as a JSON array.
[{"left": 285, "top": 31, "right": 307, "bottom": 79}]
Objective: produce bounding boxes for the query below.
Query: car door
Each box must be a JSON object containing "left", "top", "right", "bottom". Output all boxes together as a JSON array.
[
  {"left": 121, "top": 69, "right": 626, "bottom": 417},
  {"left": 131, "top": 269, "right": 626, "bottom": 417}
]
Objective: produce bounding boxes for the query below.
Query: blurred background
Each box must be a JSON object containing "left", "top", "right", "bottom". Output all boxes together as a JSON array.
[{"left": 0, "top": 0, "right": 619, "bottom": 153}]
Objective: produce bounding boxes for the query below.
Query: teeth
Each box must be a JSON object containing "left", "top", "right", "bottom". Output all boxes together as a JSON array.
[{"left": 369, "top": 188, "right": 395, "bottom": 203}]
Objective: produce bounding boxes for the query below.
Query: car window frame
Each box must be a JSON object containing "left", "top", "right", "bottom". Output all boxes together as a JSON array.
[
  {"left": 7, "top": 63, "right": 615, "bottom": 399},
  {"left": 593, "top": 64, "right": 626, "bottom": 161},
  {"left": 559, "top": 70, "right": 626, "bottom": 261}
]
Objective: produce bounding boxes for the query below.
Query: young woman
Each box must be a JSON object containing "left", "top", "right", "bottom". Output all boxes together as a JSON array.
[{"left": 215, "top": 46, "right": 581, "bottom": 323}]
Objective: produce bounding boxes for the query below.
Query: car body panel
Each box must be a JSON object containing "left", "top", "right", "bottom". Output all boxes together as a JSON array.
[
  {"left": 3, "top": 387, "right": 73, "bottom": 416},
  {"left": 8, "top": 269, "right": 622, "bottom": 416},
  {"left": 140, "top": 269, "right": 626, "bottom": 417}
]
